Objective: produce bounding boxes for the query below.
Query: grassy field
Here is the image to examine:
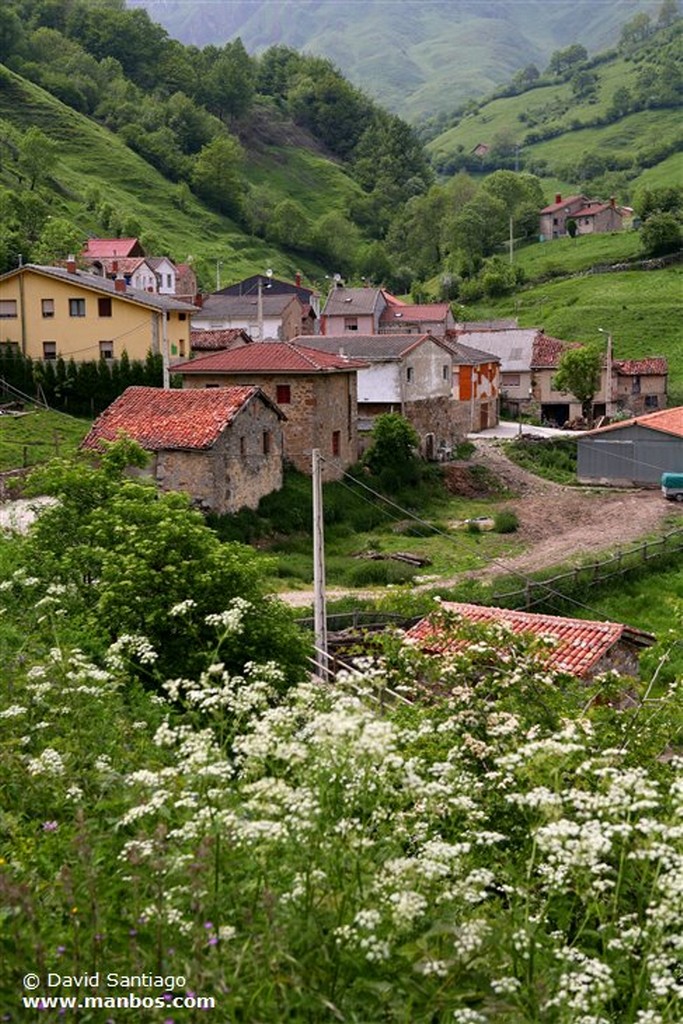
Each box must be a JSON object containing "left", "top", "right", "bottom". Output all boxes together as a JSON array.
[
  {"left": 512, "top": 230, "right": 642, "bottom": 281},
  {"left": 0, "top": 407, "right": 91, "bottom": 472}
]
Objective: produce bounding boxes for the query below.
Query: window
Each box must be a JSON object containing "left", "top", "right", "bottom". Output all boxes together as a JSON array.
[
  {"left": 645, "top": 395, "right": 659, "bottom": 409},
  {"left": 240, "top": 436, "right": 246, "bottom": 457},
  {"left": 263, "top": 430, "right": 271, "bottom": 455},
  {"left": 343, "top": 317, "right": 358, "bottom": 331},
  {"left": 502, "top": 372, "right": 521, "bottom": 387},
  {"left": 99, "top": 340, "right": 114, "bottom": 360},
  {"left": 43, "top": 341, "right": 57, "bottom": 361},
  {"left": 442, "top": 364, "right": 450, "bottom": 381},
  {"left": 632, "top": 376, "right": 641, "bottom": 395},
  {"left": 178, "top": 340, "right": 185, "bottom": 357},
  {"left": 98, "top": 297, "right": 112, "bottom": 317},
  {"left": 406, "top": 366, "right": 414, "bottom": 383},
  {"left": 204, "top": 383, "right": 220, "bottom": 388},
  {"left": 166, "top": 274, "right": 172, "bottom": 288},
  {"left": 332, "top": 430, "right": 341, "bottom": 457},
  {"left": 0, "top": 300, "right": 17, "bottom": 318},
  {"left": 179, "top": 312, "right": 187, "bottom": 321},
  {"left": 69, "top": 298, "right": 86, "bottom": 317},
  {"left": 41, "top": 299, "right": 55, "bottom": 318},
  {"left": 276, "top": 384, "right": 291, "bottom": 404}
]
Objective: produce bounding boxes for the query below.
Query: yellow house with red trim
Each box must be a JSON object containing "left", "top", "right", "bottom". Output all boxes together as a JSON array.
[{"left": 0, "top": 262, "right": 195, "bottom": 365}]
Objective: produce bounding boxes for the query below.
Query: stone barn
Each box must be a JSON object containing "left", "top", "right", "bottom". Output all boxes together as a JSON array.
[{"left": 81, "top": 385, "right": 285, "bottom": 514}]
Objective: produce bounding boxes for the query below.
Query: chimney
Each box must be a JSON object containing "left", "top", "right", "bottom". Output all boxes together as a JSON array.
[
  {"left": 66, "top": 254, "right": 77, "bottom": 274},
  {"left": 114, "top": 274, "right": 126, "bottom": 293},
  {"left": 610, "top": 196, "right": 616, "bottom": 209},
  {"left": 112, "top": 260, "right": 118, "bottom": 274},
  {"left": 555, "top": 193, "right": 562, "bottom": 204},
  {"left": 194, "top": 293, "right": 204, "bottom": 308},
  {"left": 295, "top": 271, "right": 301, "bottom": 287}
]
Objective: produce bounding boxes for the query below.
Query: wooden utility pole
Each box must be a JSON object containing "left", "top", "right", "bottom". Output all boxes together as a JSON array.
[{"left": 312, "top": 448, "right": 328, "bottom": 679}]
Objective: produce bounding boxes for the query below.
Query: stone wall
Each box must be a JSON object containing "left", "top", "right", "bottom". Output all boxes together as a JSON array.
[
  {"left": 181, "top": 372, "right": 358, "bottom": 480},
  {"left": 404, "top": 396, "right": 463, "bottom": 452},
  {"left": 154, "top": 398, "right": 284, "bottom": 513}
]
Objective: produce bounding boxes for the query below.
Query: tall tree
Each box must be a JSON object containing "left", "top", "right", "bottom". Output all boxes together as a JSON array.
[{"left": 553, "top": 346, "right": 603, "bottom": 425}]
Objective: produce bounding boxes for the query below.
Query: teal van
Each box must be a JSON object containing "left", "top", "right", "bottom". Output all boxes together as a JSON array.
[{"left": 661, "top": 473, "right": 683, "bottom": 501}]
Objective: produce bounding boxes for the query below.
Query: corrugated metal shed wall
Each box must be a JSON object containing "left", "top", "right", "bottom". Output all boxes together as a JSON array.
[{"left": 577, "top": 425, "right": 683, "bottom": 484}]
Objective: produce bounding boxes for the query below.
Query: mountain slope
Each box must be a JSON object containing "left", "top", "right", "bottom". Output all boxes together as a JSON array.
[
  {"left": 129, "top": 0, "right": 657, "bottom": 120},
  {"left": 0, "top": 65, "right": 362, "bottom": 289}
]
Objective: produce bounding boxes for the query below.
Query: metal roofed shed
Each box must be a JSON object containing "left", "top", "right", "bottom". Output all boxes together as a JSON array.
[{"left": 577, "top": 407, "right": 683, "bottom": 486}]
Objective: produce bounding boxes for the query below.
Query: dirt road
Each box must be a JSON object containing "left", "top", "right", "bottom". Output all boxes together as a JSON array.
[{"left": 278, "top": 440, "right": 681, "bottom": 608}]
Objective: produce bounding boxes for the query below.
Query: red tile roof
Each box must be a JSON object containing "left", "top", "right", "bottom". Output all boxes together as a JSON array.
[
  {"left": 82, "top": 238, "right": 142, "bottom": 258},
  {"left": 174, "top": 342, "right": 367, "bottom": 375},
  {"left": 582, "top": 406, "right": 683, "bottom": 438},
  {"left": 86, "top": 257, "right": 148, "bottom": 274},
  {"left": 190, "top": 329, "right": 253, "bottom": 351},
  {"left": 531, "top": 332, "right": 575, "bottom": 368},
  {"left": 572, "top": 203, "right": 620, "bottom": 218},
  {"left": 380, "top": 303, "right": 451, "bottom": 323},
  {"left": 613, "top": 358, "right": 668, "bottom": 376},
  {"left": 540, "top": 195, "right": 586, "bottom": 214},
  {"left": 81, "top": 385, "right": 270, "bottom": 452},
  {"left": 405, "top": 602, "right": 653, "bottom": 679}
]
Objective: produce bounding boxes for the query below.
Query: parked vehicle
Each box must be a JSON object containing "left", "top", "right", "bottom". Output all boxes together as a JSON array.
[{"left": 661, "top": 472, "right": 683, "bottom": 501}]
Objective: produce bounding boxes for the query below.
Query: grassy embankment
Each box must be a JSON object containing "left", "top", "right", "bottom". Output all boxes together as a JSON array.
[
  {"left": 460, "top": 261, "right": 683, "bottom": 403},
  {"left": 0, "top": 407, "right": 91, "bottom": 472}
]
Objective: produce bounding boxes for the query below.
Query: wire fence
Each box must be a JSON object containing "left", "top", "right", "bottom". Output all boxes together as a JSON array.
[{"left": 490, "top": 527, "right": 683, "bottom": 610}]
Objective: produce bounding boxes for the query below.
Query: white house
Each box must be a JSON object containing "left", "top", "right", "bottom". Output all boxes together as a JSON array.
[
  {"left": 148, "top": 257, "right": 177, "bottom": 296},
  {"left": 296, "top": 332, "right": 460, "bottom": 457}
]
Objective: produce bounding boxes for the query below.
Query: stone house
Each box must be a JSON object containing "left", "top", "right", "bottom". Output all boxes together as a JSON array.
[
  {"left": 531, "top": 335, "right": 668, "bottom": 426},
  {"left": 297, "top": 333, "right": 460, "bottom": 458},
  {"left": 613, "top": 358, "right": 668, "bottom": 416},
  {"left": 0, "top": 262, "right": 194, "bottom": 365},
  {"left": 192, "top": 292, "right": 311, "bottom": 341},
  {"left": 539, "top": 194, "right": 623, "bottom": 240},
  {"left": 571, "top": 198, "right": 623, "bottom": 236},
  {"left": 80, "top": 385, "right": 285, "bottom": 514},
  {"left": 173, "top": 342, "right": 365, "bottom": 480},
  {"left": 321, "top": 286, "right": 387, "bottom": 335},
  {"left": 406, "top": 602, "right": 655, "bottom": 682}
]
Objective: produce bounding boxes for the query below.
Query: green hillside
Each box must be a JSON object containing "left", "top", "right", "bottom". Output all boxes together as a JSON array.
[
  {"left": 427, "top": 20, "right": 682, "bottom": 202},
  {"left": 130, "top": 0, "right": 657, "bottom": 121},
  {"left": 458, "top": 265, "right": 683, "bottom": 401},
  {"left": 0, "top": 67, "right": 362, "bottom": 289}
]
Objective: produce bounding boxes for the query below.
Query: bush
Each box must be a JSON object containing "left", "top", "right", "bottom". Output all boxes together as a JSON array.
[
  {"left": 346, "top": 559, "right": 419, "bottom": 587},
  {"left": 493, "top": 508, "right": 520, "bottom": 533}
]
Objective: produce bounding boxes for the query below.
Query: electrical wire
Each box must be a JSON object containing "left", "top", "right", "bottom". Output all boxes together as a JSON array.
[{"left": 318, "top": 452, "right": 682, "bottom": 626}]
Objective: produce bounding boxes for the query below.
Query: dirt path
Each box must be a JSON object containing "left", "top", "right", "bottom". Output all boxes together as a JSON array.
[{"left": 278, "top": 441, "right": 681, "bottom": 608}]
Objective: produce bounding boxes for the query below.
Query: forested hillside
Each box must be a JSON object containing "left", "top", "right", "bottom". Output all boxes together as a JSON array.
[
  {"left": 0, "top": 0, "right": 430, "bottom": 288},
  {"left": 128, "top": 0, "right": 659, "bottom": 122}
]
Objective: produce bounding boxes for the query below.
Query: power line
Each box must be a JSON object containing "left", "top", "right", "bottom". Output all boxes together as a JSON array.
[{"left": 318, "top": 453, "right": 678, "bottom": 626}]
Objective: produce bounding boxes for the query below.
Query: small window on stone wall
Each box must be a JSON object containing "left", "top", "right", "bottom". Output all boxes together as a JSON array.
[{"left": 263, "top": 430, "right": 271, "bottom": 455}]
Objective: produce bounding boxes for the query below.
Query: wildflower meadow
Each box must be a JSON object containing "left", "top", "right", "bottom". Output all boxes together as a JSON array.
[{"left": 0, "top": 443, "right": 682, "bottom": 1023}]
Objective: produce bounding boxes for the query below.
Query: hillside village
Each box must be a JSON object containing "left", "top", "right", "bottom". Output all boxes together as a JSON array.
[
  {"left": 0, "top": 3, "right": 682, "bottom": 1020},
  {"left": 0, "top": 226, "right": 677, "bottom": 512}
]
